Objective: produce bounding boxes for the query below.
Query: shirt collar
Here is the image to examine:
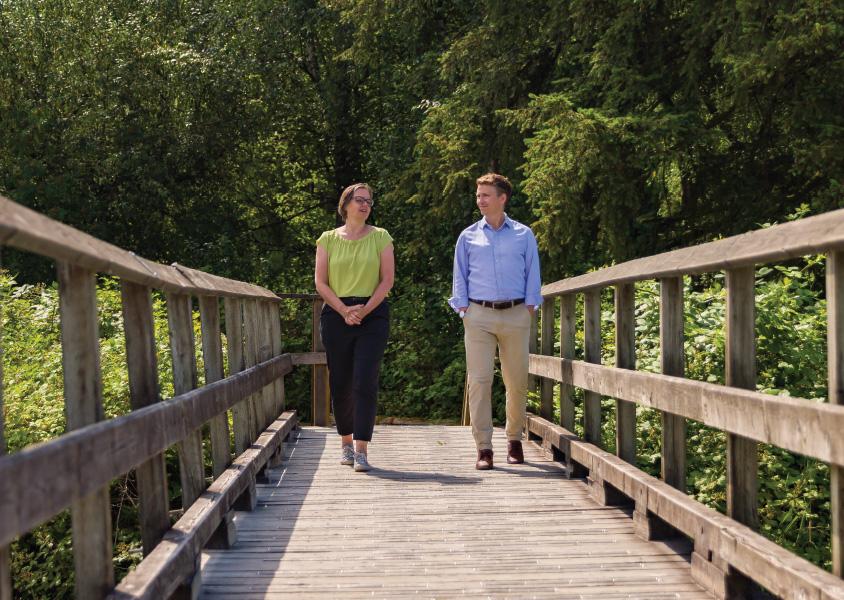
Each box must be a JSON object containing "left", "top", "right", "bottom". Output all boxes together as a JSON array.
[{"left": 479, "top": 213, "right": 512, "bottom": 231}]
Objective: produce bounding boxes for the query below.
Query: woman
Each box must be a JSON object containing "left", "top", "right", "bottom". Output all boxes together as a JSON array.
[{"left": 315, "top": 183, "right": 394, "bottom": 472}]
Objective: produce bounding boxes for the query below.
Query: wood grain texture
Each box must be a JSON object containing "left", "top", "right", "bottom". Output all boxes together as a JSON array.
[
  {"left": 614, "top": 284, "right": 636, "bottom": 465},
  {"left": 311, "top": 298, "right": 329, "bottom": 427},
  {"left": 540, "top": 297, "right": 555, "bottom": 420},
  {"left": 725, "top": 267, "right": 758, "bottom": 531},
  {"left": 121, "top": 280, "right": 170, "bottom": 556},
  {"left": 57, "top": 262, "right": 115, "bottom": 598},
  {"left": 660, "top": 277, "right": 686, "bottom": 491},
  {"left": 268, "top": 303, "right": 284, "bottom": 417},
  {"left": 0, "top": 354, "right": 292, "bottom": 547},
  {"left": 109, "top": 412, "right": 298, "bottom": 600},
  {"left": 526, "top": 414, "right": 844, "bottom": 600},
  {"left": 198, "top": 425, "right": 711, "bottom": 600},
  {"left": 528, "top": 354, "right": 844, "bottom": 466},
  {"left": 243, "top": 299, "right": 264, "bottom": 437},
  {"left": 224, "top": 297, "right": 252, "bottom": 456},
  {"left": 559, "top": 294, "right": 576, "bottom": 431},
  {"left": 167, "top": 292, "right": 206, "bottom": 509},
  {"left": 199, "top": 295, "right": 231, "bottom": 478},
  {"left": 540, "top": 206, "right": 844, "bottom": 297},
  {"left": 829, "top": 251, "right": 844, "bottom": 577},
  {"left": 584, "top": 289, "right": 602, "bottom": 445},
  {"left": 0, "top": 195, "right": 278, "bottom": 301}
]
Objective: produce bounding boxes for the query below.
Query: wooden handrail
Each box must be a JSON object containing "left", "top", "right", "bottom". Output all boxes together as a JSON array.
[
  {"left": 541, "top": 207, "right": 844, "bottom": 297},
  {"left": 0, "top": 195, "right": 278, "bottom": 301}
]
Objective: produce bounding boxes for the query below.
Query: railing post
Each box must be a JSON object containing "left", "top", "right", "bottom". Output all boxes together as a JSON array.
[
  {"left": 559, "top": 294, "right": 576, "bottom": 431},
  {"left": 312, "top": 298, "right": 330, "bottom": 426},
  {"left": 725, "top": 267, "right": 758, "bottom": 529},
  {"left": 57, "top": 262, "right": 114, "bottom": 598},
  {"left": 199, "top": 295, "right": 231, "bottom": 478},
  {"left": 828, "top": 251, "right": 844, "bottom": 577},
  {"left": 224, "top": 297, "right": 252, "bottom": 456},
  {"left": 166, "top": 292, "right": 206, "bottom": 509},
  {"left": 258, "top": 301, "right": 275, "bottom": 427},
  {"left": 269, "top": 302, "right": 285, "bottom": 417},
  {"left": 584, "top": 289, "right": 602, "bottom": 445},
  {"left": 0, "top": 253, "right": 10, "bottom": 600},
  {"left": 615, "top": 283, "right": 636, "bottom": 464},
  {"left": 243, "top": 299, "right": 264, "bottom": 436},
  {"left": 660, "top": 277, "right": 686, "bottom": 491},
  {"left": 121, "top": 281, "right": 170, "bottom": 556},
  {"left": 540, "top": 298, "right": 555, "bottom": 420}
]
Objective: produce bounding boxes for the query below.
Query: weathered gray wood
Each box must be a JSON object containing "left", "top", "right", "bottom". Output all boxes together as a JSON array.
[
  {"left": 559, "top": 294, "right": 576, "bottom": 431},
  {"left": 223, "top": 297, "right": 252, "bottom": 456},
  {"left": 0, "top": 196, "right": 280, "bottom": 302},
  {"left": 166, "top": 292, "right": 206, "bottom": 509},
  {"left": 121, "top": 280, "right": 170, "bottom": 556},
  {"left": 199, "top": 295, "right": 230, "bottom": 479},
  {"left": 0, "top": 252, "right": 9, "bottom": 600},
  {"left": 528, "top": 354, "right": 844, "bottom": 466},
  {"left": 583, "top": 289, "right": 602, "bottom": 445},
  {"left": 529, "top": 307, "right": 539, "bottom": 394},
  {"left": 0, "top": 354, "right": 293, "bottom": 548},
  {"left": 660, "top": 277, "right": 686, "bottom": 491},
  {"left": 258, "top": 301, "right": 275, "bottom": 427},
  {"left": 109, "top": 411, "right": 298, "bottom": 600},
  {"left": 540, "top": 298, "right": 556, "bottom": 420},
  {"left": 311, "top": 299, "right": 330, "bottom": 427},
  {"left": 614, "top": 284, "right": 636, "bottom": 465},
  {"left": 725, "top": 267, "right": 758, "bottom": 531},
  {"left": 829, "top": 251, "right": 844, "bottom": 577},
  {"left": 243, "top": 299, "right": 264, "bottom": 436},
  {"left": 268, "top": 303, "right": 285, "bottom": 417},
  {"left": 57, "top": 262, "right": 115, "bottom": 598},
  {"left": 538, "top": 205, "right": 844, "bottom": 297},
  {"left": 525, "top": 413, "right": 844, "bottom": 600}
]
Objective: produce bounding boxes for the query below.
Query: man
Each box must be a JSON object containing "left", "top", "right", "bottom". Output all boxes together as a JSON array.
[{"left": 449, "top": 172, "right": 542, "bottom": 470}]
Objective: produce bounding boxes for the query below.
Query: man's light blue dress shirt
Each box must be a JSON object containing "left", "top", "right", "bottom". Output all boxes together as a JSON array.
[{"left": 449, "top": 214, "right": 543, "bottom": 312}]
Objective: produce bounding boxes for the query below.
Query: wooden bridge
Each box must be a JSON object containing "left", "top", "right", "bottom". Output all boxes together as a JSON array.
[{"left": 1, "top": 195, "right": 844, "bottom": 599}]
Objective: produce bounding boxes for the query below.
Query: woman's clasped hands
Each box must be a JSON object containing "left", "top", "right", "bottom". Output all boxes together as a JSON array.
[{"left": 342, "top": 304, "right": 366, "bottom": 325}]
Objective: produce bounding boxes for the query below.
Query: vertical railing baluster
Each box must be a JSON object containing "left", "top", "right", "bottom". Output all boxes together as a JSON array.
[
  {"left": 224, "top": 297, "right": 251, "bottom": 456},
  {"left": 615, "top": 283, "right": 636, "bottom": 464},
  {"left": 121, "top": 281, "right": 170, "bottom": 556},
  {"left": 199, "top": 295, "right": 230, "bottom": 478},
  {"left": 269, "top": 302, "right": 285, "bottom": 417},
  {"left": 559, "top": 294, "right": 576, "bottom": 431},
  {"left": 540, "top": 298, "right": 555, "bottom": 420},
  {"left": 828, "top": 251, "right": 843, "bottom": 576},
  {"left": 258, "top": 301, "right": 274, "bottom": 427},
  {"left": 584, "top": 289, "right": 602, "bottom": 445},
  {"left": 312, "top": 298, "right": 329, "bottom": 426},
  {"left": 57, "top": 263, "right": 114, "bottom": 598},
  {"left": 660, "top": 277, "right": 686, "bottom": 490},
  {"left": 0, "top": 252, "right": 11, "bottom": 600},
  {"left": 725, "top": 267, "right": 758, "bottom": 529},
  {"left": 243, "top": 299, "right": 264, "bottom": 435},
  {"left": 166, "top": 292, "right": 206, "bottom": 509}
]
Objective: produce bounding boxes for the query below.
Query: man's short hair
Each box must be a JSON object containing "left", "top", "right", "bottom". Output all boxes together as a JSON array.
[{"left": 476, "top": 173, "right": 512, "bottom": 201}]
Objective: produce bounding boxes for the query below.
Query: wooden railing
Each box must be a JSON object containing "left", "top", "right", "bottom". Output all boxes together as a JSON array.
[
  {"left": 0, "top": 196, "right": 326, "bottom": 599},
  {"left": 529, "top": 208, "right": 844, "bottom": 599}
]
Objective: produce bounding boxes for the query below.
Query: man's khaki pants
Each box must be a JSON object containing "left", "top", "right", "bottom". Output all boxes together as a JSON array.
[{"left": 463, "top": 302, "right": 532, "bottom": 451}]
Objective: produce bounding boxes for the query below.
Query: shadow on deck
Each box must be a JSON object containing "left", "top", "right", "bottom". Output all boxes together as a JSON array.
[{"left": 199, "top": 425, "right": 711, "bottom": 599}]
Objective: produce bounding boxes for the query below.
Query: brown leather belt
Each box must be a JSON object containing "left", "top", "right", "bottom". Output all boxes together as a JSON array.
[{"left": 469, "top": 298, "right": 525, "bottom": 310}]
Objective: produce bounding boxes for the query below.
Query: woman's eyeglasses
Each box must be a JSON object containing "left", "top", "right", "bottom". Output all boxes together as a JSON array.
[{"left": 352, "top": 196, "right": 374, "bottom": 207}]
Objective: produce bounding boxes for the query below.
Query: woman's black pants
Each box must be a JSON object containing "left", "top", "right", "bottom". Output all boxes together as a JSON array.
[{"left": 319, "top": 298, "right": 389, "bottom": 442}]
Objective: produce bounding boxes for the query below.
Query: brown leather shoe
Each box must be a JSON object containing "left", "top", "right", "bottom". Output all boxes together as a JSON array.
[
  {"left": 476, "top": 449, "right": 493, "bottom": 470},
  {"left": 507, "top": 440, "right": 524, "bottom": 464}
]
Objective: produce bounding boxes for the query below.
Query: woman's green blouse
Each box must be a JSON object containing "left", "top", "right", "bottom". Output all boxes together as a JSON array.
[{"left": 317, "top": 227, "right": 393, "bottom": 298}]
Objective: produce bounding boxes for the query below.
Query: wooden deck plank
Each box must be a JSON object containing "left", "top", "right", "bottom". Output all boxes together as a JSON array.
[{"left": 200, "top": 426, "right": 712, "bottom": 599}]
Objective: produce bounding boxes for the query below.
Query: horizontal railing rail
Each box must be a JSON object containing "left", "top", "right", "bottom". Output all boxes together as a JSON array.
[
  {"left": 531, "top": 207, "right": 844, "bottom": 599},
  {"left": 0, "top": 195, "right": 310, "bottom": 599}
]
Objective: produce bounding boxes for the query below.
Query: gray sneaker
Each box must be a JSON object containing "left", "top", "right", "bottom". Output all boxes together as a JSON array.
[
  {"left": 341, "top": 444, "right": 355, "bottom": 466},
  {"left": 353, "top": 451, "right": 371, "bottom": 472}
]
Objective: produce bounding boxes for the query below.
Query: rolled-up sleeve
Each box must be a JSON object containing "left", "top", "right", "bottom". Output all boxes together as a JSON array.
[
  {"left": 524, "top": 230, "right": 543, "bottom": 308},
  {"left": 448, "top": 233, "right": 469, "bottom": 312}
]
